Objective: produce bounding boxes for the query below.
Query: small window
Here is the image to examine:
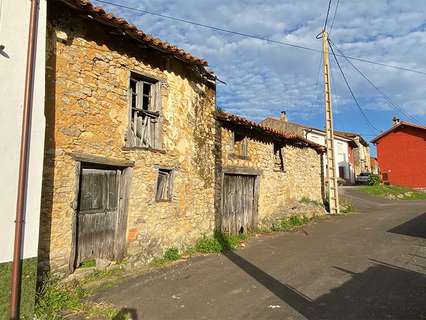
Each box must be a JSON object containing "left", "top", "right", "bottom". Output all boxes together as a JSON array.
[
  {"left": 128, "top": 73, "right": 161, "bottom": 148},
  {"left": 233, "top": 132, "right": 248, "bottom": 158},
  {"left": 155, "top": 168, "right": 173, "bottom": 201},
  {"left": 274, "top": 144, "right": 285, "bottom": 172}
]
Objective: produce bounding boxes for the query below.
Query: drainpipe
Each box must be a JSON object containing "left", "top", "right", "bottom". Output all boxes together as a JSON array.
[{"left": 9, "top": 0, "right": 40, "bottom": 319}]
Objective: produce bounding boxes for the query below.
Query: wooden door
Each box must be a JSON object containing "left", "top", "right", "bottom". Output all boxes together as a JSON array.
[
  {"left": 221, "top": 174, "right": 257, "bottom": 234},
  {"left": 76, "top": 167, "right": 121, "bottom": 264}
]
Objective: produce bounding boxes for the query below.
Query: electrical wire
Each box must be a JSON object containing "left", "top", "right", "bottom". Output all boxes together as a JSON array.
[
  {"left": 328, "top": 0, "right": 340, "bottom": 35},
  {"left": 329, "top": 40, "right": 422, "bottom": 124},
  {"left": 93, "top": 0, "right": 426, "bottom": 76},
  {"left": 328, "top": 40, "right": 380, "bottom": 133},
  {"left": 94, "top": 0, "right": 318, "bottom": 53},
  {"left": 323, "top": 0, "right": 333, "bottom": 31}
]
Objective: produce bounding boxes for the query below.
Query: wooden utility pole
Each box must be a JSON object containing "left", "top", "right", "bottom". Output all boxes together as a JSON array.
[{"left": 321, "top": 30, "right": 340, "bottom": 214}]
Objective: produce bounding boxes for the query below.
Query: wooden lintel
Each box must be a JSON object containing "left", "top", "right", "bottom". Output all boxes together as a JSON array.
[
  {"left": 222, "top": 166, "right": 262, "bottom": 176},
  {"left": 70, "top": 152, "right": 135, "bottom": 167}
]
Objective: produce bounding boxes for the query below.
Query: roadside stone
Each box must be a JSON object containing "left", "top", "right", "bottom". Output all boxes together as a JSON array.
[{"left": 96, "top": 258, "right": 111, "bottom": 270}]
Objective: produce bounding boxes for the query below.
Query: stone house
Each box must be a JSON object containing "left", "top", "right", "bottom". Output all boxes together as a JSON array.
[
  {"left": 39, "top": 0, "right": 217, "bottom": 274},
  {"left": 263, "top": 112, "right": 371, "bottom": 184},
  {"left": 216, "top": 113, "right": 326, "bottom": 233},
  {"left": 38, "top": 0, "right": 327, "bottom": 275}
]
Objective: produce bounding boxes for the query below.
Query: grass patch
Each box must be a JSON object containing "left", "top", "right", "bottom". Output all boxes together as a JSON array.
[
  {"left": 357, "top": 185, "right": 426, "bottom": 200},
  {"left": 0, "top": 257, "right": 38, "bottom": 320},
  {"left": 195, "top": 231, "right": 247, "bottom": 254},
  {"left": 271, "top": 215, "right": 310, "bottom": 232},
  {"left": 80, "top": 259, "right": 96, "bottom": 268},
  {"left": 34, "top": 272, "right": 130, "bottom": 320},
  {"left": 80, "top": 266, "right": 125, "bottom": 286},
  {"left": 150, "top": 247, "right": 182, "bottom": 267}
]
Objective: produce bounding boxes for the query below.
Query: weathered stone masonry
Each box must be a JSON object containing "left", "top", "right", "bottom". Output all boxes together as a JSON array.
[
  {"left": 39, "top": 1, "right": 326, "bottom": 275},
  {"left": 217, "top": 115, "right": 325, "bottom": 226},
  {"left": 39, "top": 3, "right": 216, "bottom": 274}
]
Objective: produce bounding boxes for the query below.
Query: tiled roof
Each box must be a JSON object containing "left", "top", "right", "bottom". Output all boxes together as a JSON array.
[
  {"left": 58, "top": 0, "right": 213, "bottom": 78},
  {"left": 371, "top": 121, "right": 426, "bottom": 143},
  {"left": 216, "top": 112, "right": 326, "bottom": 152},
  {"left": 261, "top": 117, "right": 307, "bottom": 137},
  {"left": 262, "top": 117, "right": 367, "bottom": 147}
]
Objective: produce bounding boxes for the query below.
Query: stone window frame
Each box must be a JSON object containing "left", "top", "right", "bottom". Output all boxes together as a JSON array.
[
  {"left": 125, "top": 70, "right": 164, "bottom": 151},
  {"left": 231, "top": 131, "right": 249, "bottom": 160},
  {"left": 154, "top": 166, "right": 175, "bottom": 202}
]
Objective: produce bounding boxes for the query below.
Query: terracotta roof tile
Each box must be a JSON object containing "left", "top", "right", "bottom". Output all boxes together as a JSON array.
[
  {"left": 216, "top": 112, "right": 326, "bottom": 152},
  {"left": 58, "top": 0, "right": 213, "bottom": 78}
]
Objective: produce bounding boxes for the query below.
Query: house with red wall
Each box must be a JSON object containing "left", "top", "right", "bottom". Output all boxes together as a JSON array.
[{"left": 371, "top": 119, "right": 426, "bottom": 188}]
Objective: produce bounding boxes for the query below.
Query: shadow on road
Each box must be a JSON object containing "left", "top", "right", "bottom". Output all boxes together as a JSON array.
[
  {"left": 224, "top": 251, "right": 426, "bottom": 319},
  {"left": 388, "top": 212, "right": 426, "bottom": 239}
]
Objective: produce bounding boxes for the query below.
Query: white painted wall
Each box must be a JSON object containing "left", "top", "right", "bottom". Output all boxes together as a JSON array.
[
  {"left": 306, "top": 131, "right": 353, "bottom": 182},
  {"left": 0, "top": 0, "right": 46, "bottom": 263}
]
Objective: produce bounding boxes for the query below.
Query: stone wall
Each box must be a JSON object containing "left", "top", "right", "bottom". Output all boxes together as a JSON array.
[
  {"left": 39, "top": 4, "right": 216, "bottom": 274},
  {"left": 218, "top": 127, "right": 324, "bottom": 223}
]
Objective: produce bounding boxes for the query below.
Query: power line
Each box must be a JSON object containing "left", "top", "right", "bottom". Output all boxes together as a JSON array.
[
  {"left": 329, "top": 0, "right": 340, "bottom": 35},
  {"left": 93, "top": 0, "right": 426, "bottom": 76},
  {"left": 329, "top": 40, "right": 422, "bottom": 125},
  {"left": 94, "top": 0, "right": 318, "bottom": 53},
  {"left": 323, "top": 0, "right": 333, "bottom": 31},
  {"left": 328, "top": 40, "right": 380, "bottom": 133}
]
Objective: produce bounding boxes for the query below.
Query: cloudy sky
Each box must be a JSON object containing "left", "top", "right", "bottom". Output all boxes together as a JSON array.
[{"left": 94, "top": 0, "right": 426, "bottom": 146}]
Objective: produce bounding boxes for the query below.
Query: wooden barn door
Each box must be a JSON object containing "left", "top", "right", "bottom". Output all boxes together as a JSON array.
[
  {"left": 76, "top": 167, "right": 121, "bottom": 264},
  {"left": 221, "top": 174, "right": 257, "bottom": 234}
]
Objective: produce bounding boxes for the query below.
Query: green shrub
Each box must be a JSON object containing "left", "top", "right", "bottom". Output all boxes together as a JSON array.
[
  {"left": 163, "top": 247, "right": 180, "bottom": 261},
  {"left": 368, "top": 174, "right": 381, "bottom": 186},
  {"left": 195, "top": 231, "right": 246, "bottom": 254}
]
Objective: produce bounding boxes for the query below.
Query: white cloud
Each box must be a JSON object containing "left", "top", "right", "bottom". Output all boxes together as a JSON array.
[{"left": 93, "top": 0, "right": 426, "bottom": 127}]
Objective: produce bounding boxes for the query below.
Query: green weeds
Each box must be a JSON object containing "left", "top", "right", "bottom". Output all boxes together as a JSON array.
[
  {"left": 195, "top": 231, "right": 247, "bottom": 254},
  {"left": 34, "top": 277, "right": 121, "bottom": 320},
  {"left": 271, "top": 215, "right": 310, "bottom": 232},
  {"left": 357, "top": 185, "right": 426, "bottom": 200}
]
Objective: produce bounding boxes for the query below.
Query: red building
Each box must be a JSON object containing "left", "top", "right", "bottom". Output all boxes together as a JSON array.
[{"left": 372, "top": 119, "right": 426, "bottom": 188}]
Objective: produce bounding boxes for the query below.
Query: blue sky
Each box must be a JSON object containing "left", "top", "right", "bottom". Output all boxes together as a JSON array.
[{"left": 93, "top": 0, "right": 426, "bottom": 152}]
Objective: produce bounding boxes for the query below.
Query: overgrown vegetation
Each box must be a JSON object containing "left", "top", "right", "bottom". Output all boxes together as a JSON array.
[
  {"left": 195, "top": 231, "right": 248, "bottom": 253},
  {"left": 35, "top": 272, "right": 130, "bottom": 320},
  {"left": 357, "top": 185, "right": 426, "bottom": 200},
  {"left": 0, "top": 258, "right": 38, "bottom": 320},
  {"left": 368, "top": 174, "right": 381, "bottom": 186},
  {"left": 150, "top": 247, "right": 182, "bottom": 267},
  {"left": 271, "top": 215, "right": 310, "bottom": 232},
  {"left": 80, "top": 259, "right": 96, "bottom": 268}
]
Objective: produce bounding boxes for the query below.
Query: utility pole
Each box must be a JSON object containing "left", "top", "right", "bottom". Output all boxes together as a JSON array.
[{"left": 321, "top": 30, "right": 340, "bottom": 214}]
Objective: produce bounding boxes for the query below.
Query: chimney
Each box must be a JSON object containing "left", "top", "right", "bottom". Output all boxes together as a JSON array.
[
  {"left": 392, "top": 116, "right": 400, "bottom": 126},
  {"left": 280, "top": 111, "right": 288, "bottom": 122}
]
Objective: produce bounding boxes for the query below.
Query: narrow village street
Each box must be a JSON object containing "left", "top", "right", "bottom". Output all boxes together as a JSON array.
[{"left": 95, "top": 188, "right": 426, "bottom": 320}]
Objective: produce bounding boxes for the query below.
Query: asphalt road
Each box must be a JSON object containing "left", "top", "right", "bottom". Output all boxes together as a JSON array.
[{"left": 97, "top": 187, "right": 426, "bottom": 320}]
